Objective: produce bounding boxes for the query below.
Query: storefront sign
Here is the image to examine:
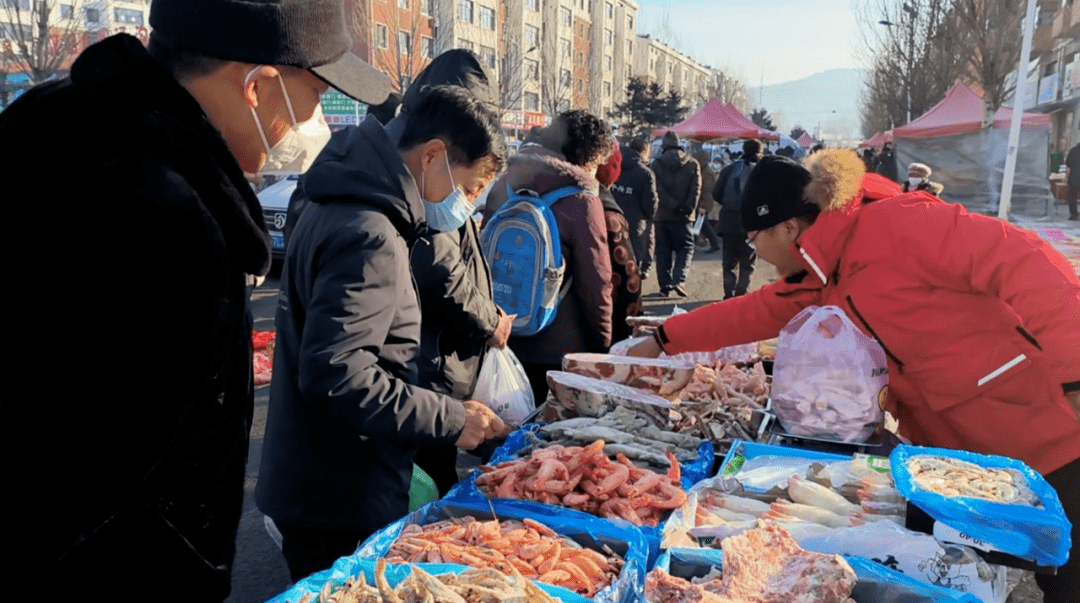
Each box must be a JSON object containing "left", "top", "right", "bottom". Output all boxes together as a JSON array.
[
  {"left": 321, "top": 91, "right": 367, "bottom": 126},
  {"left": 501, "top": 110, "right": 548, "bottom": 130},
  {"left": 1038, "top": 73, "right": 1059, "bottom": 105}
]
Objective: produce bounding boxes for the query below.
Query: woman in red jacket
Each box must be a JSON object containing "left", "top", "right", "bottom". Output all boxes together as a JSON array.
[{"left": 630, "top": 149, "right": 1080, "bottom": 603}]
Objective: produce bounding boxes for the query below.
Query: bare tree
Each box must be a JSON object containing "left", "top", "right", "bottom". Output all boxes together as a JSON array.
[
  {"left": 370, "top": 0, "right": 433, "bottom": 94},
  {"left": 951, "top": 0, "right": 1023, "bottom": 128},
  {"left": 2, "top": 0, "right": 89, "bottom": 85},
  {"left": 542, "top": 52, "right": 572, "bottom": 116},
  {"left": 854, "top": 0, "right": 966, "bottom": 132}
]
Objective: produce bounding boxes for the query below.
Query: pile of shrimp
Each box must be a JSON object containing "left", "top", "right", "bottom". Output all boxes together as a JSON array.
[
  {"left": 384, "top": 516, "right": 623, "bottom": 596},
  {"left": 680, "top": 361, "right": 769, "bottom": 407},
  {"left": 474, "top": 439, "right": 687, "bottom": 526}
]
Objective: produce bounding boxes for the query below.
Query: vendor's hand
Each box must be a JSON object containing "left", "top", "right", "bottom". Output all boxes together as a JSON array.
[
  {"left": 1067, "top": 390, "right": 1080, "bottom": 424},
  {"left": 455, "top": 401, "right": 507, "bottom": 450},
  {"left": 626, "top": 336, "right": 663, "bottom": 358},
  {"left": 488, "top": 313, "right": 516, "bottom": 349}
]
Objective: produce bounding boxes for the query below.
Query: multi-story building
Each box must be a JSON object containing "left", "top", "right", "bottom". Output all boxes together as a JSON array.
[
  {"left": 540, "top": 0, "right": 578, "bottom": 115},
  {"left": 435, "top": 0, "right": 501, "bottom": 85},
  {"left": 632, "top": 34, "right": 713, "bottom": 113},
  {"left": 572, "top": 12, "right": 590, "bottom": 110},
  {"left": 1025, "top": 0, "right": 1079, "bottom": 162},
  {"left": 369, "top": 0, "right": 437, "bottom": 93},
  {"left": 587, "top": 0, "right": 637, "bottom": 121},
  {"left": 500, "top": 0, "right": 545, "bottom": 136}
]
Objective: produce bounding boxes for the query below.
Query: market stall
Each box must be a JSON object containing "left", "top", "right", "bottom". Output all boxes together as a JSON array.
[
  {"left": 651, "top": 99, "right": 780, "bottom": 142},
  {"left": 260, "top": 309, "right": 1072, "bottom": 603}
]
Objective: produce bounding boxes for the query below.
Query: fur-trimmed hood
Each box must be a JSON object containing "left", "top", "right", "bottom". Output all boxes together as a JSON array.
[
  {"left": 504, "top": 146, "right": 601, "bottom": 195},
  {"left": 802, "top": 149, "right": 868, "bottom": 213}
]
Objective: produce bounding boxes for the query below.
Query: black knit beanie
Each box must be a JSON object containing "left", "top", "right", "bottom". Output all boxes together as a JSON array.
[
  {"left": 741, "top": 155, "right": 818, "bottom": 232},
  {"left": 150, "top": 0, "right": 390, "bottom": 104},
  {"left": 662, "top": 131, "right": 680, "bottom": 150}
]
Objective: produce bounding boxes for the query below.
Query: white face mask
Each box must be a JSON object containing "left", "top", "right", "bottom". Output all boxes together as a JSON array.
[
  {"left": 908, "top": 176, "right": 924, "bottom": 188},
  {"left": 422, "top": 150, "right": 474, "bottom": 232},
  {"left": 246, "top": 66, "right": 331, "bottom": 175}
]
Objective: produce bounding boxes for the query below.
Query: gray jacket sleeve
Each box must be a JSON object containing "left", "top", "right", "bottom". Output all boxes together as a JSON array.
[
  {"left": 299, "top": 227, "right": 466, "bottom": 444},
  {"left": 411, "top": 228, "right": 500, "bottom": 340}
]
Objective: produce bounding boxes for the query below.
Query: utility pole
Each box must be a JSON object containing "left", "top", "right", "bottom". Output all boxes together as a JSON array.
[{"left": 998, "top": 0, "right": 1037, "bottom": 220}]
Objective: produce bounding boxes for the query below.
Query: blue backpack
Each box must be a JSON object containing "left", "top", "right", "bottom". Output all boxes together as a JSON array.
[{"left": 481, "top": 184, "right": 587, "bottom": 336}]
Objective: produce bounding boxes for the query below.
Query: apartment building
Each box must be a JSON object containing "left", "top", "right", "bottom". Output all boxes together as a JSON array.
[
  {"left": 501, "top": 0, "right": 545, "bottom": 133},
  {"left": 1026, "top": 0, "right": 1079, "bottom": 158},
  {"left": 586, "top": 0, "right": 637, "bottom": 120},
  {"left": 368, "top": 0, "right": 437, "bottom": 93},
  {"left": 632, "top": 34, "right": 713, "bottom": 113},
  {"left": 572, "top": 13, "right": 590, "bottom": 110}
]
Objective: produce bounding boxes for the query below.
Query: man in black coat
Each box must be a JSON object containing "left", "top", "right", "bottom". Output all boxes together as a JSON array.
[
  {"left": 713, "top": 139, "right": 762, "bottom": 299},
  {"left": 257, "top": 86, "right": 509, "bottom": 581},
  {"left": 1066, "top": 142, "right": 1079, "bottom": 221},
  {"left": 649, "top": 131, "right": 702, "bottom": 297},
  {"left": 613, "top": 138, "right": 661, "bottom": 278},
  {"left": 0, "top": 0, "right": 390, "bottom": 598}
]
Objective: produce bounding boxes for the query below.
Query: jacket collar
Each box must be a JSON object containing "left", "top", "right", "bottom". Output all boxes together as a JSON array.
[
  {"left": 792, "top": 194, "right": 865, "bottom": 287},
  {"left": 70, "top": 34, "right": 271, "bottom": 275},
  {"left": 505, "top": 147, "right": 600, "bottom": 195}
]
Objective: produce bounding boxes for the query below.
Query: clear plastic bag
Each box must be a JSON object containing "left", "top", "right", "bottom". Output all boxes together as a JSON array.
[
  {"left": 772, "top": 305, "right": 888, "bottom": 442},
  {"left": 472, "top": 346, "right": 535, "bottom": 426}
]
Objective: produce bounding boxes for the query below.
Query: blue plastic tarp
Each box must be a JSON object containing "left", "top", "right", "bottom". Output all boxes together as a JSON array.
[
  {"left": 891, "top": 445, "right": 1072, "bottom": 567},
  {"left": 351, "top": 497, "right": 650, "bottom": 603}
]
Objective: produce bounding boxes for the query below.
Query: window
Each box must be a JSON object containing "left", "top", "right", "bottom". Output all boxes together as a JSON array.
[
  {"left": 604, "top": 55, "right": 612, "bottom": 70},
  {"left": 560, "top": 69, "right": 571, "bottom": 86},
  {"left": 0, "top": 22, "right": 31, "bottom": 38},
  {"left": 480, "top": 45, "right": 496, "bottom": 70},
  {"left": 459, "top": 39, "right": 475, "bottom": 51},
  {"left": 421, "top": 0, "right": 433, "bottom": 15},
  {"left": 398, "top": 30, "right": 412, "bottom": 55},
  {"left": 524, "top": 24, "right": 539, "bottom": 48},
  {"left": 626, "top": 40, "right": 632, "bottom": 56},
  {"left": 627, "top": 15, "right": 633, "bottom": 30},
  {"left": 605, "top": 28, "right": 613, "bottom": 45},
  {"left": 577, "top": 52, "right": 583, "bottom": 64},
  {"left": 559, "top": 6, "right": 571, "bottom": 26},
  {"left": 604, "top": 81, "right": 612, "bottom": 96},
  {"left": 83, "top": 7, "right": 100, "bottom": 23},
  {"left": 524, "top": 58, "right": 539, "bottom": 80},
  {"left": 526, "top": 0, "right": 539, "bottom": 9},
  {"left": 524, "top": 92, "right": 539, "bottom": 111},
  {"left": 559, "top": 37, "right": 570, "bottom": 57},
  {"left": 114, "top": 7, "right": 143, "bottom": 25},
  {"left": 60, "top": 4, "right": 73, "bottom": 18},
  {"left": 2, "top": 0, "right": 29, "bottom": 9},
  {"left": 577, "top": 79, "right": 583, "bottom": 93},
  {"left": 398, "top": 0, "right": 409, "bottom": 8},
  {"left": 458, "top": 0, "right": 473, "bottom": 23},
  {"left": 480, "top": 5, "right": 495, "bottom": 30},
  {"left": 376, "top": 23, "right": 389, "bottom": 48},
  {"left": 605, "top": 2, "right": 613, "bottom": 18},
  {"left": 422, "top": 36, "right": 435, "bottom": 58}
]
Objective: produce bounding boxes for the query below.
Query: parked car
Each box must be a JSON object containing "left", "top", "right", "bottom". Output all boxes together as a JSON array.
[{"left": 256, "top": 175, "right": 299, "bottom": 259}]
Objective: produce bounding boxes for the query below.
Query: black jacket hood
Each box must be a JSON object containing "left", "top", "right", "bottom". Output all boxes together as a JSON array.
[
  {"left": 621, "top": 149, "right": 648, "bottom": 172},
  {"left": 383, "top": 49, "right": 495, "bottom": 141},
  {"left": 659, "top": 147, "right": 691, "bottom": 168},
  {"left": 303, "top": 115, "right": 425, "bottom": 242}
]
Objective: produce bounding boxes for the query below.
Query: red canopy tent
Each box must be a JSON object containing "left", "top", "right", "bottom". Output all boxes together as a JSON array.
[
  {"left": 858, "top": 130, "right": 893, "bottom": 150},
  {"left": 892, "top": 80, "right": 1051, "bottom": 138},
  {"left": 652, "top": 99, "right": 779, "bottom": 141},
  {"left": 796, "top": 133, "right": 818, "bottom": 149}
]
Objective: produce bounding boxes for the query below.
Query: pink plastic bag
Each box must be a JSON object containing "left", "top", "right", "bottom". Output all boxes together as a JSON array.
[{"left": 772, "top": 305, "right": 888, "bottom": 442}]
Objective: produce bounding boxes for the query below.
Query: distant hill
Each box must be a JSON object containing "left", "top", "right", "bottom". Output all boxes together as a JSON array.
[{"left": 747, "top": 68, "right": 867, "bottom": 145}]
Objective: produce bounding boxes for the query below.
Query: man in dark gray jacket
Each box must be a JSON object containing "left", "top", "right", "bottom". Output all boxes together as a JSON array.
[
  {"left": 649, "top": 131, "right": 702, "bottom": 297},
  {"left": 257, "top": 86, "right": 508, "bottom": 581},
  {"left": 713, "top": 139, "right": 761, "bottom": 299},
  {"left": 613, "top": 138, "right": 660, "bottom": 278}
]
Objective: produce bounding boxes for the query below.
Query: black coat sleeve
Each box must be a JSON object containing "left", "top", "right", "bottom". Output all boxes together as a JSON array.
[
  {"left": 639, "top": 168, "right": 660, "bottom": 221},
  {"left": 298, "top": 225, "right": 466, "bottom": 444},
  {"left": 411, "top": 226, "right": 500, "bottom": 341}
]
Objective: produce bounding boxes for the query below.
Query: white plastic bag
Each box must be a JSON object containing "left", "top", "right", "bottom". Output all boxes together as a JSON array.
[
  {"left": 772, "top": 305, "right": 888, "bottom": 442},
  {"left": 472, "top": 346, "right": 535, "bottom": 426}
]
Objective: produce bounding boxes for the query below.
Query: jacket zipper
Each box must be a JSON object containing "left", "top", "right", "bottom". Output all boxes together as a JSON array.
[
  {"left": 846, "top": 295, "right": 905, "bottom": 373},
  {"left": 1016, "top": 325, "right": 1042, "bottom": 350}
]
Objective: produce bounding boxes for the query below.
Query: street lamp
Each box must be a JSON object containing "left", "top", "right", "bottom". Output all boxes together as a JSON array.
[
  {"left": 517, "top": 45, "right": 538, "bottom": 141},
  {"left": 878, "top": 2, "right": 917, "bottom": 124}
]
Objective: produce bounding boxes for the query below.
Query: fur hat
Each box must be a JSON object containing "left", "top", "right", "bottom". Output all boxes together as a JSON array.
[
  {"left": 741, "top": 149, "right": 866, "bottom": 231},
  {"left": 908, "top": 162, "right": 932, "bottom": 178}
]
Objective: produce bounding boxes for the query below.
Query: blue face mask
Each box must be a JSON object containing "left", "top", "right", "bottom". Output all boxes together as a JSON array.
[{"left": 422, "top": 150, "right": 473, "bottom": 232}]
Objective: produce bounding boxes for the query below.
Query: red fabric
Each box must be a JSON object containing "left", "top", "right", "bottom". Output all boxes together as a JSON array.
[
  {"left": 858, "top": 130, "right": 893, "bottom": 150},
  {"left": 663, "top": 193, "right": 1080, "bottom": 474},
  {"left": 252, "top": 330, "right": 276, "bottom": 349},
  {"left": 652, "top": 99, "right": 779, "bottom": 141},
  {"left": 893, "top": 80, "right": 1052, "bottom": 139},
  {"left": 861, "top": 173, "right": 903, "bottom": 201},
  {"left": 596, "top": 141, "right": 623, "bottom": 187}
]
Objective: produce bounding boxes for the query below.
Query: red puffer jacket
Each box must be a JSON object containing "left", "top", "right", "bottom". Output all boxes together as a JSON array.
[{"left": 662, "top": 189, "right": 1080, "bottom": 474}]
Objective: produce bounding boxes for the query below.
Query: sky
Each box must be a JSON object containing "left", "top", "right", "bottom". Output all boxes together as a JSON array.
[{"left": 634, "top": 0, "right": 862, "bottom": 86}]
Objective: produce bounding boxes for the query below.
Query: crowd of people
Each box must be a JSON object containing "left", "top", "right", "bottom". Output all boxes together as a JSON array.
[{"left": 3, "top": 0, "right": 1076, "bottom": 600}]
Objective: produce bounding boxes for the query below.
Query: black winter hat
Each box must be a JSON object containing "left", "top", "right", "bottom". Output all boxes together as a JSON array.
[
  {"left": 740, "top": 155, "right": 818, "bottom": 232},
  {"left": 150, "top": 0, "right": 390, "bottom": 105},
  {"left": 662, "top": 131, "right": 680, "bottom": 149}
]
